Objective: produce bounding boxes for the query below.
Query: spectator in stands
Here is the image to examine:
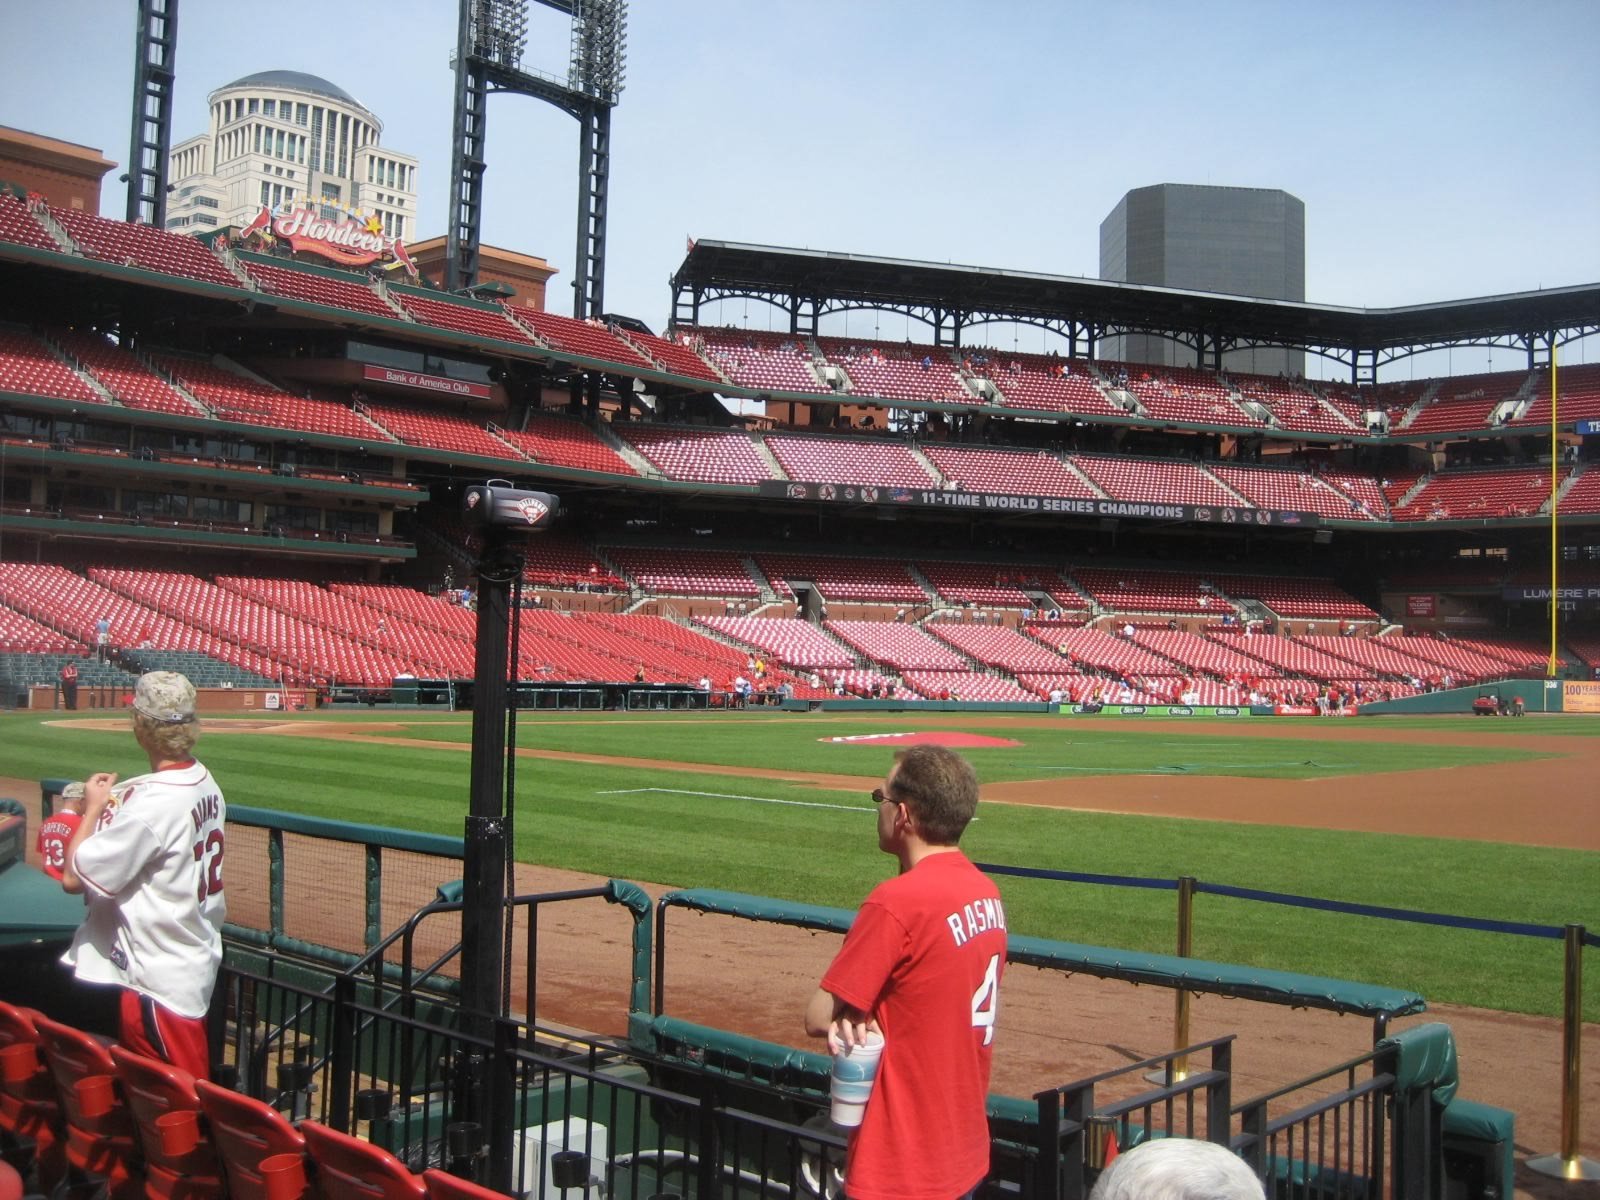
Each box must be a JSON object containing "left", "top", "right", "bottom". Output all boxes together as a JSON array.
[
  {"left": 59, "top": 660, "right": 79, "bottom": 710},
  {"left": 1121, "top": 621, "right": 1135, "bottom": 639},
  {"left": 634, "top": 664, "right": 647, "bottom": 684},
  {"left": 95, "top": 615, "right": 112, "bottom": 662},
  {"left": 805, "top": 745, "right": 1003, "bottom": 1200},
  {"left": 1090, "top": 1138, "right": 1264, "bottom": 1200},
  {"left": 58, "top": 671, "right": 225, "bottom": 1081}
]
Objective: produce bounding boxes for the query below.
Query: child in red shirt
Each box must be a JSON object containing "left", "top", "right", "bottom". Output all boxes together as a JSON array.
[{"left": 36, "top": 782, "right": 85, "bottom": 881}]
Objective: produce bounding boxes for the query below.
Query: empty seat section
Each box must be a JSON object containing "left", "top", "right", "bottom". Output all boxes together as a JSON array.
[
  {"left": 93, "top": 568, "right": 406, "bottom": 686},
  {"left": 1400, "top": 371, "right": 1524, "bottom": 434},
  {"left": 216, "top": 577, "right": 473, "bottom": 677},
  {"left": 0, "top": 193, "right": 61, "bottom": 252},
  {"left": 692, "top": 328, "right": 831, "bottom": 393},
  {"left": 765, "top": 435, "right": 935, "bottom": 487},
  {"left": 606, "top": 546, "right": 760, "bottom": 596},
  {"left": 1295, "top": 635, "right": 1449, "bottom": 679},
  {"left": 510, "top": 309, "right": 653, "bottom": 367},
  {"left": 0, "top": 601, "right": 81, "bottom": 652},
  {"left": 614, "top": 424, "right": 771, "bottom": 484},
  {"left": 971, "top": 352, "right": 1121, "bottom": 416},
  {"left": 757, "top": 553, "right": 927, "bottom": 603},
  {"left": 0, "top": 328, "right": 101, "bottom": 403},
  {"left": 53, "top": 330, "right": 201, "bottom": 415},
  {"left": 1071, "top": 453, "right": 1237, "bottom": 507},
  {"left": 619, "top": 327, "right": 723, "bottom": 381},
  {"left": 1389, "top": 635, "right": 1528, "bottom": 680},
  {"left": 826, "top": 621, "right": 968, "bottom": 671},
  {"left": 816, "top": 338, "right": 972, "bottom": 404},
  {"left": 1127, "top": 629, "right": 1272, "bottom": 679},
  {"left": 921, "top": 446, "right": 1099, "bottom": 498},
  {"left": 1227, "top": 371, "right": 1359, "bottom": 434},
  {"left": 915, "top": 561, "right": 1038, "bottom": 606},
  {"left": 1512, "top": 363, "right": 1600, "bottom": 426},
  {"left": 1, "top": 563, "right": 206, "bottom": 658},
  {"left": 927, "top": 624, "right": 1067, "bottom": 672},
  {"left": 147, "top": 353, "right": 290, "bottom": 418},
  {"left": 497, "top": 413, "right": 637, "bottom": 476},
  {"left": 508, "top": 534, "right": 622, "bottom": 589},
  {"left": 1393, "top": 466, "right": 1567, "bottom": 521},
  {"left": 393, "top": 293, "right": 535, "bottom": 345},
  {"left": 1104, "top": 362, "right": 1259, "bottom": 426},
  {"left": 1044, "top": 627, "right": 1180, "bottom": 676},
  {"left": 328, "top": 583, "right": 480, "bottom": 639},
  {"left": 52, "top": 207, "right": 242, "bottom": 288},
  {"left": 695, "top": 616, "right": 856, "bottom": 670},
  {"left": 902, "top": 670, "right": 1034, "bottom": 701},
  {"left": 363, "top": 403, "right": 523, "bottom": 460},
  {"left": 1202, "top": 628, "right": 1361, "bottom": 681},
  {"left": 1319, "top": 467, "right": 1390, "bottom": 517},
  {"left": 240, "top": 259, "right": 398, "bottom": 318},
  {"left": 1208, "top": 574, "right": 1376, "bottom": 620},
  {"left": 1559, "top": 466, "right": 1600, "bottom": 514},
  {"left": 225, "top": 389, "right": 391, "bottom": 440},
  {"left": 1071, "top": 567, "right": 1216, "bottom": 614},
  {"left": 1207, "top": 463, "right": 1378, "bottom": 520}
]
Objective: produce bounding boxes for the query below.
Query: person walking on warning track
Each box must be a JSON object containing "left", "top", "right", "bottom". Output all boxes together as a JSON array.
[
  {"left": 805, "top": 745, "right": 1006, "bottom": 1200},
  {"left": 58, "top": 672, "right": 226, "bottom": 1081}
]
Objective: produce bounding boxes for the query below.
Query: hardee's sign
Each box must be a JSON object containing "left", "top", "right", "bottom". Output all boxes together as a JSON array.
[{"left": 240, "top": 204, "right": 416, "bottom": 275}]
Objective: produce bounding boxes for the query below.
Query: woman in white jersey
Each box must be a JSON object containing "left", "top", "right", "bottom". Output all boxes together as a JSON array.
[{"left": 60, "top": 671, "right": 225, "bottom": 1081}]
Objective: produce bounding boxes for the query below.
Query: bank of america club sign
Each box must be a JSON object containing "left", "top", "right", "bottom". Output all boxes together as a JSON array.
[{"left": 239, "top": 204, "right": 417, "bottom": 276}]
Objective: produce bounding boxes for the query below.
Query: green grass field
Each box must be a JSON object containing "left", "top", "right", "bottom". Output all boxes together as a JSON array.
[{"left": 4, "top": 708, "right": 1596, "bottom": 1020}]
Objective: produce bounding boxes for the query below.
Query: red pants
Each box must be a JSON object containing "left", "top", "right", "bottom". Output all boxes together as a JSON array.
[{"left": 119, "top": 990, "right": 210, "bottom": 1082}]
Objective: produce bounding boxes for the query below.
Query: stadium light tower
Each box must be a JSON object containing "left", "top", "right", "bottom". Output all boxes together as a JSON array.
[
  {"left": 125, "top": 0, "right": 179, "bottom": 226},
  {"left": 446, "top": 0, "right": 627, "bottom": 319}
]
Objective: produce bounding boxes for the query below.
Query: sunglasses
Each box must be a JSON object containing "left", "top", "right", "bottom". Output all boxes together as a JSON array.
[{"left": 871, "top": 788, "right": 897, "bottom": 808}]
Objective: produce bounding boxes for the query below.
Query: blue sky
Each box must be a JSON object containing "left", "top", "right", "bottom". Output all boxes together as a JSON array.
[{"left": 3, "top": 0, "right": 1597, "bottom": 373}]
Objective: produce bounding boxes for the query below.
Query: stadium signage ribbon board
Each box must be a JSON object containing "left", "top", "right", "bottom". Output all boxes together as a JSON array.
[
  {"left": 239, "top": 204, "right": 417, "bottom": 273},
  {"left": 1503, "top": 584, "right": 1600, "bottom": 608},
  {"left": 758, "top": 482, "right": 1318, "bottom": 527},
  {"left": 361, "top": 364, "right": 491, "bottom": 400}
]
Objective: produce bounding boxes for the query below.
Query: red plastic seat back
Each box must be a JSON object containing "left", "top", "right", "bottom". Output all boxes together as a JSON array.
[
  {"left": 110, "top": 1045, "right": 224, "bottom": 1196},
  {"left": 299, "top": 1120, "right": 426, "bottom": 1200},
  {"left": 30, "top": 1015, "right": 126, "bottom": 1133},
  {"left": 194, "top": 1079, "right": 306, "bottom": 1200},
  {"left": 422, "top": 1168, "right": 515, "bottom": 1199}
]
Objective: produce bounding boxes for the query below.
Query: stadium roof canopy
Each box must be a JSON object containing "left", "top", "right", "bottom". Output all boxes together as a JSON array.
[{"left": 670, "top": 240, "right": 1600, "bottom": 374}]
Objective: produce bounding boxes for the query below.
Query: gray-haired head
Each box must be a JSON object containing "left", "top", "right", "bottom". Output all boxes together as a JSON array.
[{"left": 1090, "top": 1139, "right": 1265, "bottom": 1200}]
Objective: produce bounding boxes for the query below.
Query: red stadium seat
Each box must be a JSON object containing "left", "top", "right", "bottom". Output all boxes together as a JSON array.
[
  {"left": 111, "top": 1045, "right": 225, "bottom": 1199},
  {"left": 32, "top": 1015, "right": 141, "bottom": 1200},
  {"left": 298, "top": 1119, "right": 427, "bottom": 1200},
  {"left": 0, "top": 1001, "right": 65, "bottom": 1191},
  {"left": 422, "top": 1167, "right": 517, "bottom": 1199},
  {"left": 193, "top": 1079, "right": 307, "bottom": 1200}
]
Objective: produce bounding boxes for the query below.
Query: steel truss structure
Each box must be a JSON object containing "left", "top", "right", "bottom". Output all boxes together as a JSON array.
[
  {"left": 447, "top": 0, "right": 625, "bottom": 318},
  {"left": 125, "top": 0, "right": 179, "bottom": 227},
  {"left": 670, "top": 240, "right": 1600, "bottom": 386}
]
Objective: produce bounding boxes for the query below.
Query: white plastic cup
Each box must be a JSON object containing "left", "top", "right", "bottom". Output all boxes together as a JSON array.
[{"left": 830, "top": 1031, "right": 885, "bottom": 1127}]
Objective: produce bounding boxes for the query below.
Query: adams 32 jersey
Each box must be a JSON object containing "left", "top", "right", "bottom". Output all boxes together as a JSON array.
[{"left": 64, "top": 762, "right": 227, "bottom": 1018}]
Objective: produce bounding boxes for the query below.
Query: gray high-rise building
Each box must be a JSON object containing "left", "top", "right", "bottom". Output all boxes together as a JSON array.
[{"left": 1100, "top": 183, "right": 1304, "bottom": 377}]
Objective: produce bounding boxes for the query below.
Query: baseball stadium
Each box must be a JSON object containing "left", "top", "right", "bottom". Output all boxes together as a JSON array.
[{"left": 1, "top": 4, "right": 1598, "bottom": 1200}]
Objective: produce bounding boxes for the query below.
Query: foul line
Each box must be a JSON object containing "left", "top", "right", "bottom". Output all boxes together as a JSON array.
[{"left": 597, "top": 787, "right": 864, "bottom": 812}]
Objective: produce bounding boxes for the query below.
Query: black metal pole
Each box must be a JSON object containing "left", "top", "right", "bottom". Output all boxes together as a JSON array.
[{"left": 462, "top": 525, "right": 521, "bottom": 1022}]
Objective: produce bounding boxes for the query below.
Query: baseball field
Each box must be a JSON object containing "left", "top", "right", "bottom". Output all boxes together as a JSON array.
[
  {"left": 5, "top": 706, "right": 1597, "bottom": 1020},
  {"left": 7, "top": 704, "right": 1600, "bottom": 1177}
]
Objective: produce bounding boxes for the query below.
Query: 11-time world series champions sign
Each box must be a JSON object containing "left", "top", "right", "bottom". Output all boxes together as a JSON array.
[{"left": 757, "top": 482, "right": 1319, "bottom": 528}]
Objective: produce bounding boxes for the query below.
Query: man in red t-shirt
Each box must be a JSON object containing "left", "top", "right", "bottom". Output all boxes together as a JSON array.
[
  {"left": 805, "top": 745, "right": 1005, "bottom": 1200},
  {"left": 36, "top": 782, "right": 85, "bottom": 881}
]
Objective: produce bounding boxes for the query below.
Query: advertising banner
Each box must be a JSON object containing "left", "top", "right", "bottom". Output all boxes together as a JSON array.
[
  {"left": 1564, "top": 681, "right": 1600, "bottom": 714},
  {"left": 1406, "top": 594, "right": 1436, "bottom": 617},
  {"left": 362, "top": 364, "right": 492, "bottom": 400}
]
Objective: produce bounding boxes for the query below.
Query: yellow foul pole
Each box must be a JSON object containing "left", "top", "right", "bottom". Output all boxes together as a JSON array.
[{"left": 1548, "top": 341, "right": 1559, "bottom": 677}]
